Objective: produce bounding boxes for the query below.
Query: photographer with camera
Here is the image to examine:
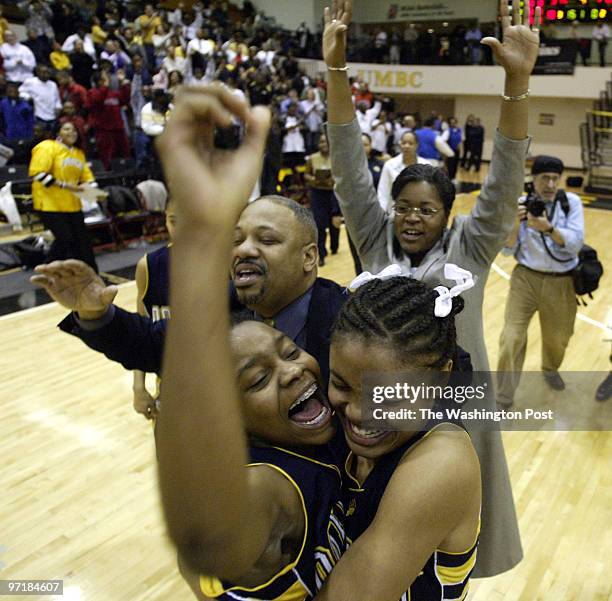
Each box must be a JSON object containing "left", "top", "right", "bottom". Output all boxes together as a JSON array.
[{"left": 497, "top": 155, "right": 584, "bottom": 406}]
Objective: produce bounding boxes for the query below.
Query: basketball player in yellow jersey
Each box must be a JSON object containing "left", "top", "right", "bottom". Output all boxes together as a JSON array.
[
  {"left": 133, "top": 200, "right": 176, "bottom": 419},
  {"left": 29, "top": 121, "right": 99, "bottom": 270}
]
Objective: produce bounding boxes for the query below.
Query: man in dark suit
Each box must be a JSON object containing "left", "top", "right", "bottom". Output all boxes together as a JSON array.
[{"left": 32, "top": 195, "right": 346, "bottom": 387}]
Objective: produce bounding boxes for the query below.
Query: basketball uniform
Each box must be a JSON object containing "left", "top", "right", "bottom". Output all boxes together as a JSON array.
[
  {"left": 342, "top": 423, "right": 479, "bottom": 601},
  {"left": 140, "top": 245, "right": 170, "bottom": 415},
  {"left": 196, "top": 444, "right": 347, "bottom": 601},
  {"left": 141, "top": 245, "right": 170, "bottom": 321}
]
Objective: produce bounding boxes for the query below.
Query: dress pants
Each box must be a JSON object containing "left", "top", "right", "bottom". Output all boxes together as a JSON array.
[
  {"left": 597, "top": 40, "right": 607, "bottom": 67},
  {"left": 95, "top": 130, "right": 131, "bottom": 170},
  {"left": 40, "top": 210, "right": 98, "bottom": 272},
  {"left": 310, "top": 188, "right": 339, "bottom": 260},
  {"left": 497, "top": 264, "right": 576, "bottom": 403}
]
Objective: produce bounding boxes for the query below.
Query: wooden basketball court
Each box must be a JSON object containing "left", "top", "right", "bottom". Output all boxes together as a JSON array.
[{"left": 1, "top": 193, "right": 611, "bottom": 601}]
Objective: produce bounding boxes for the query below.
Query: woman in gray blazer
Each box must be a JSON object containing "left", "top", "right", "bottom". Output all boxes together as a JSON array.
[{"left": 324, "top": 0, "right": 540, "bottom": 578}]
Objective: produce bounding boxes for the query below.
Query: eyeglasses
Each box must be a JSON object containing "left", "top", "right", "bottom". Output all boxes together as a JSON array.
[{"left": 393, "top": 204, "right": 441, "bottom": 218}]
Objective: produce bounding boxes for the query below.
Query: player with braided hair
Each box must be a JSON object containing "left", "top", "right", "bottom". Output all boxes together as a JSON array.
[
  {"left": 317, "top": 274, "right": 481, "bottom": 601},
  {"left": 334, "top": 276, "right": 464, "bottom": 369}
]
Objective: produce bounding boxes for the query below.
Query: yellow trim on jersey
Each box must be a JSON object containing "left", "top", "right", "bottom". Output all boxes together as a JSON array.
[
  {"left": 435, "top": 552, "right": 477, "bottom": 585},
  {"left": 343, "top": 453, "right": 364, "bottom": 490},
  {"left": 140, "top": 254, "right": 150, "bottom": 305},
  {"left": 199, "top": 576, "right": 310, "bottom": 600},
  {"left": 315, "top": 546, "right": 334, "bottom": 564},
  {"left": 268, "top": 445, "right": 342, "bottom": 479},
  {"left": 199, "top": 462, "right": 308, "bottom": 597}
]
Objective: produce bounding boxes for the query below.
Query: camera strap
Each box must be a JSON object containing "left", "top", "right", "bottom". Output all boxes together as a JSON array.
[{"left": 539, "top": 191, "right": 573, "bottom": 264}]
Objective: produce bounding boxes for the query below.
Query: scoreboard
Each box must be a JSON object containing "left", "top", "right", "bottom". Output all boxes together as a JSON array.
[{"left": 519, "top": 0, "right": 611, "bottom": 23}]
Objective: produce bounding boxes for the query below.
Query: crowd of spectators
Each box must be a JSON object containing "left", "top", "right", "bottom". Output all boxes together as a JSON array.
[
  {"left": 0, "top": 0, "right": 491, "bottom": 197},
  {"left": 0, "top": 0, "right": 329, "bottom": 174},
  {"left": 347, "top": 22, "right": 497, "bottom": 66}
]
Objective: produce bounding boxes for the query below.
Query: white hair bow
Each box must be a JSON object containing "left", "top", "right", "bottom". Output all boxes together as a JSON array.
[
  {"left": 348, "top": 264, "right": 404, "bottom": 291},
  {"left": 433, "top": 264, "right": 475, "bottom": 318}
]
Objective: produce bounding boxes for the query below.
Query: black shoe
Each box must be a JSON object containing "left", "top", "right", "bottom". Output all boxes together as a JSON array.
[
  {"left": 595, "top": 372, "right": 612, "bottom": 402},
  {"left": 331, "top": 249, "right": 338, "bottom": 255},
  {"left": 544, "top": 372, "right": 565, "bottom": 391},
  {"left": 318, "top": 257, "right": 325, "bottom": 267}
]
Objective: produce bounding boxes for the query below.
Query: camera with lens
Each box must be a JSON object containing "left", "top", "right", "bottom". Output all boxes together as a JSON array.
[{"left": 520, "top": 183, "right": 546, "bottom": 219}]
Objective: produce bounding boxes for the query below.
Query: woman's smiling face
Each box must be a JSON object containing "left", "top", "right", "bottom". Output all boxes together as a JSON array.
[{"left": 231, "top": 321, "right": 334, "bottom": 447}]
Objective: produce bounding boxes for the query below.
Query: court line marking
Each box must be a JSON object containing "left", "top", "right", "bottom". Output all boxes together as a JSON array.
[
  {"left": 492, "top": 263, "right": 610, "bottom": 333},
  {"left": 2, "top": 267, "right": 609, "bottom": 334},
  {"left": 0, "top": 281, "right": 135, "bottom": 321}
]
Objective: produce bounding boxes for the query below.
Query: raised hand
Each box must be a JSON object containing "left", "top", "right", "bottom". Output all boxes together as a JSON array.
[
  {"left": 482, "top": 0, "right": 541, "bottom": 78},
  {"left": 155, "top": 85, "right": 270, "bottom": 234},
  {"left": 323, "top": 0, "right": 352, "bottom": 68},
  {"left": 30, "top": 260, "right": 117, "bottom": 319}
]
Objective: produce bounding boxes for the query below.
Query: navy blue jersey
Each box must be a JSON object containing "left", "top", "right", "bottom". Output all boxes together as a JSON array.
[
  {"left": 142, "top": 245, "right": 170, "bottom": 321},
  {"left": 343, "top": 422, "right": 479, "bottom": 601},
  {"left": 198, "top": 444, "right": 347, "bottom": 600}
]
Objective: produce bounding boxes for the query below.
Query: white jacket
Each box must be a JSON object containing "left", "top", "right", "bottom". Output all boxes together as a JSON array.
[{"left": 0, "top": 42, "right": 36, "bottom": 83}]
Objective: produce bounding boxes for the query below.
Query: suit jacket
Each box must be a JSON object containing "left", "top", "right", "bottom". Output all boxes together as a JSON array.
[{"left": 58, "top": 277, "right": 347, "bottom": 385}]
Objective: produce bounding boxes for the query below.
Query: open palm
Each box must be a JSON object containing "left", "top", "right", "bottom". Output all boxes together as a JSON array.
[
  {"left": 323, "top": 0, "right": 352, "bottom": 68},
  {"left": 30, "top": 260, "right": 117, "bottom": 314},
  {"left": 482, "top": 0, "right": 541, "bottom": 77}
]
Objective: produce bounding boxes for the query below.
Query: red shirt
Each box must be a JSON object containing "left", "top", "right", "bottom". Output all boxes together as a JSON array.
[
  {"left": 354, "top": 90, "right": 374, "bottom": 108},
  {"left": 86, "top": 84, "right": 131, "bottom": 132},
  {"left": 59, "top": 82, "right": 88, "bottom": 115}
]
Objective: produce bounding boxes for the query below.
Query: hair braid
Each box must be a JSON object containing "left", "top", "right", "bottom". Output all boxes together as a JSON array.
[{"left": 333, "top": 276, "right": 465, "bottom": 368}]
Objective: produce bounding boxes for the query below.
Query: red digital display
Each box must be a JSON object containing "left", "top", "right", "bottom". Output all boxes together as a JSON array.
[{"left": 519, "top": 0, "right": 611, "bottom": 22}]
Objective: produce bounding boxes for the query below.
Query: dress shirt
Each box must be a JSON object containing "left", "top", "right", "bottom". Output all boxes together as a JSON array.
[
  {"left": 0, "top": 42, "right": 36, "bottom": 83},
  {"left": 593, "top": 24, "right": 610, "bottom": 42},
  {"left": 300, "top": 99, "right": 324, "bottom": 132},
  {"left": 503, "top": 192, "right": 584, "bottom": 272},
  {"left": 282, "top": 116, "right": 305, "bottom": 153},
  {"left": 355, "top": 101, "right": 381, "bottom": 135},
  {"left": 19, "top": 77, "right": 61, "bottom": 120},
  {"left": 257, "top": 287, "right": 313, "bottom": 348},
  {"left": 62, "top": 34, "right": 96, "bottom": 59}
]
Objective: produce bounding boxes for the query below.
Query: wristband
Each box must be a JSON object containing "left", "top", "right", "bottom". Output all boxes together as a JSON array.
[
  {"left": 502, "top": 89, "right": 530, "bottom": 102},
  {"left": 327, "top": 65, "right": 349, "bottom": 72}
]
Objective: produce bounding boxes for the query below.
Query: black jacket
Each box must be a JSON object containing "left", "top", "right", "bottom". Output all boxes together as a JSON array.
[{"left": 58, "top": 277, "right": 347, "bottom": 385}]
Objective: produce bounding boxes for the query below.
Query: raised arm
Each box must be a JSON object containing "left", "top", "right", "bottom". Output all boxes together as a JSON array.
[
  {"left": 154, "top": 86, "right": 292, "bottom": 579},
  {"left": 481, "top": 0, "right": 541, "bottom": 141},
  {"left": 30, "top": 259, "right": 166, "bottom": 374},
  {"left": 324, "top": 0, "right": 388, "bottom": 265},
  {"left": 324, "top": 0, "right": 355, "bottom": 126},
  {"left": 461, "top": 0, "right": 541, "bottom": 266}
]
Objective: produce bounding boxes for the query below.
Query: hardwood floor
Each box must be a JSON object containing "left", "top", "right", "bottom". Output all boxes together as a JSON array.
[{"left": 0, "top": 195, "right": 610, "bottom": 600}]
